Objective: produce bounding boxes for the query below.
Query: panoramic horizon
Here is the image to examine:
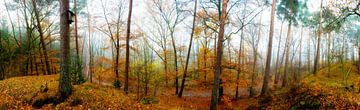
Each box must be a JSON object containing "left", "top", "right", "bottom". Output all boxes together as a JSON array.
[{"left": 0, "top": 0, "right": 360, "bottom": 109}]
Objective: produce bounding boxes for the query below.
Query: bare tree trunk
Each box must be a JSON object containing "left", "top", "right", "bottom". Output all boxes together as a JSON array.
[
  {"left": 357, "top": 33, "right": 360, "bottom": 74},
  {"left": 86, "top": 5, "right": 93, "bottom": 83},
  {"left": 210, "top": 0, "right": 228, "bottom": 109},
  {"left": 22, "top": 0, "right": 31, "bottom": 76},
  {"left": 313, "top": 0, "right": 323, "bottom": 74},
  {"left": 274, "top": 21, "right": 284, "bottom": 85},
  {"left": 327, "top": 33, "right": 331, "bottom": 77},
  {"left": 297, "top": 27, "right": 303, "bottom": 82},
  {"left": 124, "top": 0, "right": 133, "bottom": 94},
  {"left": 172, "top": 35, "right": 179, "bottom": 95},
  {"left": 59, "top": 0, "right": 72, "bottom": 98},
  {"left": 261, "top": 0, "right": 276, "bottom": 96},
  {"left": 282, "top": 20, "right": 292, "bottom": 88},
  {"left": 178, "top": 0, "right": 197, "bottom": 98},
  {"left": 164, "top": 54, "right": 168, "bottom": 85},
  {"left": 204, "top": 47, "right": 207, "bottom": 81},
  {"left": 307, "top": 30, "right": 311, "bottom": 72},
  {"left": 74, "top": 0, "right": 80, "bottom": 70},
  {"left": 32, "top": 0, "right": 52, "bottom": 75},
  {"left": 250, "top": 13, "right": 262, "bottom": 97},
  {"left": 235, "top": 24, "right": 244, "bottom": 99}
]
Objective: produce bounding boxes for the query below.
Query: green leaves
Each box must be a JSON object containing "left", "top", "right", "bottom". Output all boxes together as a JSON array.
[{"left": 277, "top": 0, "right": 308, "bottom": 26}]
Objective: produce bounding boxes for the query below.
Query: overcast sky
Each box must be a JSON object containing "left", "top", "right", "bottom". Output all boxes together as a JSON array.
[{"left": 0, "top": 0, "right": 337, "bottom": 66}]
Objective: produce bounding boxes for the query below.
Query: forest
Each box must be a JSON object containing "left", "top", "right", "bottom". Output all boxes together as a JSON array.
[{"left": 0, "top": 0, "right": 360, "bottom": 109}]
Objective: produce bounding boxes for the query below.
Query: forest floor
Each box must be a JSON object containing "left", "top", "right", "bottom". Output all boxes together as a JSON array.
[{"left": 1, "top": 62, "right": 360, "bottom": 109}]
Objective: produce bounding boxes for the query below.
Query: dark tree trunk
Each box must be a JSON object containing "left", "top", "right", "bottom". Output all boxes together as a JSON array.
[
  {"left": 260, "top": 0, "right": 276, "bottom": 96},
  {"left": 124, "top": 0, "right": 133, "bottom": 94},
  {"left": 32, "top": 0, "right": 52, "bottom": 75},
  {"left": 313, "top": 0, "right": 323, "bottom": 74},
  {"left": 235, "top": 24, "right": 244, "bottom": 99},
  {"left": 210, "top": 0, "right": 228, "bottom": 109},
  {"left": 59, "top": 0, "right": 72, "bottom": 98},
  {"left": 178, "top": 0, "right": 197, "bottom": 98}
]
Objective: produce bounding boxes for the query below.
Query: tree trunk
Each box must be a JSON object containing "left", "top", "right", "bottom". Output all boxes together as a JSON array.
[
  {"left": 313, "top": 0, "right": 323, "bottom": 74},
  {"left": 210, "top": 0, "right": 228, "bottom": 109},
  {"left": 274, "top": 21, "right": 284, "bottom": 85},
  {"left": 327, "top": 33, "right": 331, "bottom": 77},
  {"left": 74, "top": 0, "right": 80, "bottom": 70},
  {"left": 86, "top": 5, "right": 93, "bottom": 83},
  {"left": 282, "top": 20, "right": 292, "bottom": 88},
  {"left": 32, "top": 0, "right": 52, "bottom": 75},
  {"left": 178, "top": 0, "right": 197, "bottom": 98},
  {"left": 307, "top": 30, "right": 311, "bottom": 72},
  {"left": 124, "top": 0, "right": 133, "bottom": 94},
  {"left": 297, "top": 27, "right": 303, "bottom": 82},
  {"left": 250, "top": 13, "right": 262, "bottom": 97},
  {"left": 59, "top": 0, "right": 72, "bottom": 98},
  {"left": 358, "top": 34, "right": 360, "bottom": 74},
  {"left": 235, "top": 23, "right": 244, "bottom": 99},
  {"left": 260, "top": 0, "right": 276, "bottom": 96}
]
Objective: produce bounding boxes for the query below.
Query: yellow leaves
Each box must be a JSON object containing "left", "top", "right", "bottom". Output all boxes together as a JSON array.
[
  {"left": 95, "top": 56, "right": 112, "bottom": 65},
  {"left": 193, "top": 26, "right": 202, "bottom": 38}
]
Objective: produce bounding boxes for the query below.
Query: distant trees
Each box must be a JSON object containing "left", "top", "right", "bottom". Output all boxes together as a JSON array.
[
  {"left": 313, "top": 0, "right": 323, "bottom": 74},
  {"left": 98, "top": 0, "right": 126, "bottom": 88},
  {"left": 277, "top": 0, "right": 307, "bottom": 87},
  {"left": 146, "top": 0, "right": 187, "bottom": 94},
  {"left": 245, "top": 22, "right": 262, "bottom": 97},
  {"left": 2, "top": 0, "right": 360, "bottom": 108}
]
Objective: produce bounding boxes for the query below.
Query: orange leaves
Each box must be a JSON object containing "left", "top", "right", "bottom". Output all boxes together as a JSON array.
[{"left": 310, "top": 83, "right": 322, "bottom": 96}]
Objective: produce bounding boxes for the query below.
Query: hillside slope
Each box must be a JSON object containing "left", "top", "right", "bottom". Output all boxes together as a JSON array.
[
  {"left": 262, "top": 62, "right": 360, "bottom": 109},
  {"left": 0, "top": 75, "right": 143, "bottom": 109}
]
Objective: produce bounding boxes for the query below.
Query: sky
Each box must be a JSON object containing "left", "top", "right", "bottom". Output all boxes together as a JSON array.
[{"left": 0, "top": 0, "right": 346, "bottom": 67}]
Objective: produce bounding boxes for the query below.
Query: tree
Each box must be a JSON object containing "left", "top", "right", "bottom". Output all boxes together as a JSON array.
[
  {"left": 74, "top": 0, "right": 79, "bottom": 62},
  {"left": 31, "top": 0, "right": 52, "bottom": 75},
  {"left": 148, "top": 0, "right": 187, "bottom": 94},
  {"left": 98, "top": 0, "right": 126, "bottom": 87},
  {"left": 245, "top": 21, "right": 262, "bottom": 97},
  {"left": 277, "top": 0, "right": 307, "bottom": 87},
  {"left": 178, "top": 0, "right": 197, "bottom": 98},
  {"left": 86, "top": 1, "right": 93, "bottom": 83},
  {"left": 59, "top": 0, "right": 72, "bottom": 98},
  {"left": 124, "top": 0, "right": 133, "bottom": 94},
  {"left": 274, "top": 21, "right": 284, "bottom": 85},
  {"left": 261, "top": 0, "right": 276, "bottom": 96},
  {"left": 210, "top": 0, "right": 228, "bottom": 109},
  {"left": 313, "top": 0, "right": 323, "bottom": 74}
]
